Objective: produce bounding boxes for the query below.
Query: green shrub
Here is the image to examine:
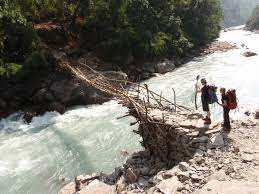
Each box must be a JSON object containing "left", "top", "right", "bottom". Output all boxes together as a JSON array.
[
  {"left": 0, "top": 63, "right": 22, "bottom": 78},
  {"left": 0, "top": 2, "right": 41, "bottom": 64}
]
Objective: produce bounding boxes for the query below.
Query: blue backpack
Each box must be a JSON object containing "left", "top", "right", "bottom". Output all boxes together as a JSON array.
[{"left": 208, "top": 85, "right": 218, "bottom": 104}]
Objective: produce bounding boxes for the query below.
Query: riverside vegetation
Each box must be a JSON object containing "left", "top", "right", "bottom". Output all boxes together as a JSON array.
[
  {"left": 0, "top": 0, "right": 223, "bottom": 121},
  {"left": 0, "top": 0, "right": 222, "bottom": 74}
]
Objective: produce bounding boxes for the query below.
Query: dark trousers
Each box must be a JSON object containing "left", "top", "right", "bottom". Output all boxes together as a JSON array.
[{"left": 223, "top": 107, "right": 231, "bottom": 130}]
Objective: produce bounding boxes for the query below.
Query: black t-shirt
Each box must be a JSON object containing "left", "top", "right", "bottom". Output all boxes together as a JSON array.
[
  {"left": 221, "top": 94, "right": 228, "bottom": 104},
  {"left": 201, "top": 85, "right": 209, "bottom": 101}
]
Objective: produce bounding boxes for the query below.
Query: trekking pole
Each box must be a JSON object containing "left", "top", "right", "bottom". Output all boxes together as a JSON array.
[{"left": 194, "top": 75, "right": 200, "bottom": 110}]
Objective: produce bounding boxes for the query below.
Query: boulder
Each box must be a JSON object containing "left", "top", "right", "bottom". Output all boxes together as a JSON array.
[
  {"left": 50, "top": 80, "right": 79, "bottom": 103},
  {"left": 243, "top": 51, "right": 257, "bottom": 57},
  {"left": 139, "top": 167, "right": 150, "bottom": 176},
  {"left": 47, "top": 102, "right": 65, "bottom": 114},
  {"left": 69, "top": 85, "right": 111, "bottom": 106},
  {"left": 142, "top": 64, "right": 156, "bottom": 74},
  {"left": 33, "top": 88, "right": 54, "bottom": 103},
  {"left": 154, "top": 59, "right": 175, "bottom": 74},
  {"left": 23, "top": 111, "right": 37, "bottom": 123}
]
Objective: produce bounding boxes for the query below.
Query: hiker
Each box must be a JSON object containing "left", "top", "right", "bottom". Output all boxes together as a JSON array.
[
  {"left": 196, "top": 78, "right": 211, "bottom": 124},
  {"left": 219, "top": 88, "right": 231, "bottom": 131}
]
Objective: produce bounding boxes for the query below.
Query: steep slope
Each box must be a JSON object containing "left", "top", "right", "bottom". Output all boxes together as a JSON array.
[{"left": 246, "top": 6, "right": 259, "bottom": 31}]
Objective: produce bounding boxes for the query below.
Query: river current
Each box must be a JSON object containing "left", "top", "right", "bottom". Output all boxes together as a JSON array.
[{"left": 0, "top": 28, "right": 259, "bottom": 194}]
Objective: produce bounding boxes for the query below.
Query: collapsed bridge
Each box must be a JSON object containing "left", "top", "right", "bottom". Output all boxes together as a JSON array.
[{"left": 62, "top": 61, "right": 221, "bottom": 166}]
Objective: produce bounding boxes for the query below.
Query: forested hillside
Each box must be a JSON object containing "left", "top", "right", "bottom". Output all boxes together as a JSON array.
[
  {"left": 0, "top": 0, "right": 222, "bottom": 79},
  {"left": 246, "top": 6, "right": 259, "bottom": 31}
]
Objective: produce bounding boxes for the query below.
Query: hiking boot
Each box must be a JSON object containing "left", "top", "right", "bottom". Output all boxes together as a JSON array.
[
  {"left": 204, "top": 118, "right": 211, "bottom": 124},
  {"left": 222, "top": 127, "right": 231, "bottom": 133},
  {"left": 202, "top": 116, "right": 209, "bottom": 121}
]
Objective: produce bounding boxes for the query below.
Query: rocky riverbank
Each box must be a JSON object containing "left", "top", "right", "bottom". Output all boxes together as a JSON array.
[
  {"left": 58, "top": 111, "right": 259, "bottom": 194},
  {"left": 0, "top": 40, "right": 237, "bottom": 123}
]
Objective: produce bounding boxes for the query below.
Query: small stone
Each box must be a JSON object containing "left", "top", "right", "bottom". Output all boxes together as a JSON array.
[
  {"left": 225, "top": 165, "right": 235, "bottom": 175},
  {"left": 208, "top": 134, "right": 224, "bottom": 148},
  {"left": 162, "top": 167, "right": 180, "bottom": 179},
  {"left": 177, "top": 171, "right": 190, "bottom": 182},
  {"left": 244, "top": 110, "right": 251, "bottom": 116},
  {"left": 138, "top": 176, "right": 149, "bottom": 187},
  {"left": 217, "top": 164, "right": 223, "bottom": 169},
  {"left": 179, "top": 162, "right": 189, "bottom": 172},
  {"left": 195, "top": 157, "right": 205, "bottom": 165},
  {"left": 241, "top": 153, "right": 254, "bottom": 162},
  {"left": 191, "top": 174, "right": 199, "bottom": 180},
  {"left": 185, "top": 184, "right": 190, "bottom": 191},
  {"left": 233, "top": 146, "right": 240, "bottom": 153},
  {"left": 139, "top": 167, "right": 150, "bottom": 176},
  {"left": 125, "top": 168, "right": 138, "bottom": 184},
  {"left": 195, "top": 149, "right": 205, "bottom": 157},
  {"left": 199, "top": 145, "right": 207, "bottom": 151},
  {"left": 224, "top": 158, "right": 230, "bottom": 164},
  {"left": 208, "top": 170, "right": 227, "bottom": 181}
]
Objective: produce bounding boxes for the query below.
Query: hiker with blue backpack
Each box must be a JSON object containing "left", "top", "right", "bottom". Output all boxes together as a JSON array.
[{"left": 196, "top": 78, "right": 212, "bottom": 124}]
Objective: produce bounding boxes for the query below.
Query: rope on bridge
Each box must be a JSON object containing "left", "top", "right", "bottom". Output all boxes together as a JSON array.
[{"left": 61, "top": 61, "right": 191, "bottom": 114}]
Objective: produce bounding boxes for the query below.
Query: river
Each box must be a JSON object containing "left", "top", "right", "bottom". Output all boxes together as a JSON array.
[{"left": 0, "top": 28, "right": 259, "bottom": 194}]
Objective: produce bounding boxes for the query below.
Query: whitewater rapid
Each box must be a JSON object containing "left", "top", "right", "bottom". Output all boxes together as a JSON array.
[{"left": 0, "top": 27, "right": 259, "bottom": 194}]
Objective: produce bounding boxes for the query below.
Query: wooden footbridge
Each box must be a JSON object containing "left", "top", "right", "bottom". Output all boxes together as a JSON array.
[{"left": 62, "top": 61, "right": 220, "bottom": 165}]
